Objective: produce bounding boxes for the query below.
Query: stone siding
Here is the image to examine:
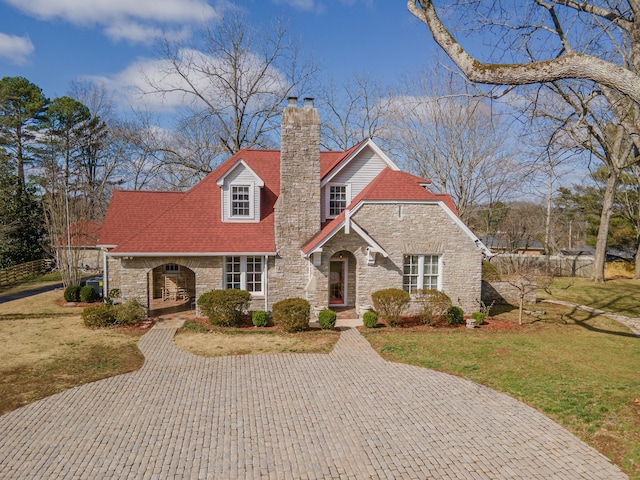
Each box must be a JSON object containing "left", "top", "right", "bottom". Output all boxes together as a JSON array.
[
  {"left": 272, "top": 102, "right": 321, "bottom": 307},
  {"left": 349, "top": 203, "right": 482, "bottom": 313}
]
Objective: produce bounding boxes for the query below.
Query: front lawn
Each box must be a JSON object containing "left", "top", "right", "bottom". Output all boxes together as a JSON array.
[
  {"left": 174, "top": 318, "right": 340, "bottom": 356},
  {"left": 540, "top": 277, "right": 640, "bottom": 318},
  {"left": 0, "top": 290, "right": 145, "bottom": 415},
  {"left": 362, "top": 300, "right": 640, "bottom": 478}
]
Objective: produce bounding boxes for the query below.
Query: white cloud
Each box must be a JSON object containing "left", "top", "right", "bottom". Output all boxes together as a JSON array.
[
  {"left": 4, "top": 0, "right": 218, "bottom": 44},
  {"left": 87, "top": 48, "right": 287, "bottom": 113},
  {"left": 272, "top": 0, "right": 325, "bottom": 13},
  {"left": 103, "top": 21, "right": 191, "bottom": 45},
  {"left": 0, "top": 32, "right": 34, "bottom": 65}
]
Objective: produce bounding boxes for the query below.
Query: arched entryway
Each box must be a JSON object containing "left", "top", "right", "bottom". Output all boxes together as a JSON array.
[
  {"left": 329, "top": 250, "right": 356, "bottom": 308},
  {"left": 148, "top": 263, "right": 196, "bottom": 315}
]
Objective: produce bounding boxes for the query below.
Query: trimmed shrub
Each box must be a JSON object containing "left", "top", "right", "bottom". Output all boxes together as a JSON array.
[
  {"left": 82, "top": 304, "right": 115, "bottom": 328},
  {"left": 272, "top": 298, "right": 310, "bottom": 333},
  {"left": 64, "top": 284, "right": 81, "bottom": 302},
  {"left": 471, "top": 311, "right": 485, "bottom": 326},
  {"left": 197, "top": 289, "right": 251, "bottom": 327},
  {"left": 113, "top": 299, "right": 145, "bottom": 326},
  {"left": 362, "top": 311, "right": 379, "bottom": 328},
  {"left": 318, "top": 309, "right": 337, "bottom": 330},
  {"left": 371, "top": 288, "right": 410, "bottom": 327},
  {"left": 252, "top": 310, "right": 269, "bottom": 327},
  {"left": 446, "top": 306, "right": 465, "bottom": 325},
  {"left": 80, "top": 285, "right": 98, "bottom": 303},
  {"left": 414, "top": 289, "right": 452, "bottom": 325}
]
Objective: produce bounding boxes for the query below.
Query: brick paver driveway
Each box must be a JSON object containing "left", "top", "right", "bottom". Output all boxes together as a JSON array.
[{"left": 0, "top": 318, "right": 628, "bottom": 479}]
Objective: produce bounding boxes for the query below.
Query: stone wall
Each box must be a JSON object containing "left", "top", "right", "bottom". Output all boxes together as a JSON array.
[
  {"left": 304, "top": 202, "right": 483, "bottom": 315},
  {"left": 481, "top": 280, "right": 537, "bottom": 306}
]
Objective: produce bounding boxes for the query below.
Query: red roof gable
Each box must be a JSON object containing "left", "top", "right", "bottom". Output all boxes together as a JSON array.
[
  {"left": 101, "top": 144, "right": 459, "bottom": 256},
  {"left": 301, "top": 168, "right": 459, "bottom": 255},
  {"left": 109, "top": 150, "right": 280, "bottom": 254}
]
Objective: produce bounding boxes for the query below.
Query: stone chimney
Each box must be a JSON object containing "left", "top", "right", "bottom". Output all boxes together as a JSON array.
[
  {"left": 275, "top": 96, "right": 321, "bottom": 248},
  {"left": 272, "top": 96, "right": 321, "bottom": 302}
]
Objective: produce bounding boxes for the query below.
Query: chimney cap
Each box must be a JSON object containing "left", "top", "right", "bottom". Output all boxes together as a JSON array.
[
  {"left": 287, "top": 96, "right": 298, "bottom": 106},
  {"left": 303, "top": 97, "right": 314, "bottom": 108}
]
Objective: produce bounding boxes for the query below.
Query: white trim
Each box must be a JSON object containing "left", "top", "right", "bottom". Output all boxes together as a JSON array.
[
  {"left": 348, "top": 199, "right": 489, "bottom": 253},
  {"left": 216, "top": 158, "right": 265, "bottom": 187},
  {"left": 107, "top": 251, "right": 276, "bottom": 257},
  {"left": 321, "top": 138, "right": 400, "bottom": 187},
  {"left": 329, "top": 258, "right": 347, "bottom": 307},
  {"left": 403, "top": 254, "right": 442, "bottom": 292},
  {"left": 229, "top": 184, "right": 255, "bottom": 220},
  {"left": 303, "top": 218, "right": 388, "bottom": 258},
  {"left": 224, "top": 255, "right": 265, "bottom": 295},
  {"left": 325, "top": 183, "right": 351, "bottom": 219}
]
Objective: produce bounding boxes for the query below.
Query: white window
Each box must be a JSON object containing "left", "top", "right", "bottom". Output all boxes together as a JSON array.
[
  {"left": 231, "top": 185, "right": 251, "bottom": 217},
  {"left": 225, "top": 256, "right": 263, "bottom": 294},
  {"left": 328, "top": 184, "right": 348, "bottom": 217},
  {"left": 403, "top": 255, "right": 440, "bottom": 293}
]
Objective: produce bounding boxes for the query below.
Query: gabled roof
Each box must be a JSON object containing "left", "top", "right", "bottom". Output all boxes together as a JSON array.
[
  {"left": 216, "top": 158, "right": 265, "bottom": 187},
  {"left": 320, "top": 138, "right": 400, "bottom": 187},
  {"left": 98, "top": 191, "right": 185, "bottom": 247},
  {"left": 302, "top": 168, "right": 463, "bottom": 256},
  {"left": 105, "top": 150, "right": 280, "bottom": 255}
]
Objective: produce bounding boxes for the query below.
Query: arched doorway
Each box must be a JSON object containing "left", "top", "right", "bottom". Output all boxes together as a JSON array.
[{"left": 148, "top": 263, "right": 196, "bottom": 315}]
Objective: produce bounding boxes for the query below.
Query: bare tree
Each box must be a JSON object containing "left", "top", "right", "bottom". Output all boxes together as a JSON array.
[
  {"left": 316, "top": 75, "right": 389, "bottom": 150},
  {"left": 385, "top": 65, "right": 522, "bottom": 222},
  {"left": 407, "top": 1, "right": 640, "bottom": 107},
  {"left": 143, "top": 10, "right": 317, "bottom": 172},
  {"left": 408, "top": 1, "right": 640, "bottom": 281}
]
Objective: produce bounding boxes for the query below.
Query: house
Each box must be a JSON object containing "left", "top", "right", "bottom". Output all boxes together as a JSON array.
[
  {"left": 58, "top": 220, "right": 103, "bottom": 271},
  {"left": 97, "top": 97, "right": 485, "bottom": 319},
  {"left": 479, "top": 235, "right": 545, "bottom": 256}
]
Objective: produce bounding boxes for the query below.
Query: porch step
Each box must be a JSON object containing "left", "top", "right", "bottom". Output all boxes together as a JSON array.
[{"left": 332, "top": 307, "right": 358, "bottom": 320}]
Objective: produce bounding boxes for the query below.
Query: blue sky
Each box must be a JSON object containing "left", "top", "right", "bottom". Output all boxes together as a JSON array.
[{"left": 0, "top": 0, "right": 439, "bottom": 111}]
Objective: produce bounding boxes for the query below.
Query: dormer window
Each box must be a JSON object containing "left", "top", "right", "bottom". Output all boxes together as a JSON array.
[
  {"left": 328, "top": 184, "right": 349, "bottom": 217},
  {"left": 231, "top": 185, "right": 251, "bottom": 217},
  {"left": 217, "top": 159, "right": 264, "bottom": 223}
]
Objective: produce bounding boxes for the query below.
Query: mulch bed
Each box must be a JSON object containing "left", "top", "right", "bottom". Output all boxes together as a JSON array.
[{"left": 374, "top": 316, "right": 524, "bottom": 332}]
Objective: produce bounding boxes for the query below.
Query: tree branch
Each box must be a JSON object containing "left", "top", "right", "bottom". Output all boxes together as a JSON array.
[{"left": 408, "top": 1, "right": 640, "bottom": 104}]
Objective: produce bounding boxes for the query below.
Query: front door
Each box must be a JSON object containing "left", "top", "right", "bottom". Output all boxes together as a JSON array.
[{"left": 329, "top": 260, "right": 346, "bottom": 306}]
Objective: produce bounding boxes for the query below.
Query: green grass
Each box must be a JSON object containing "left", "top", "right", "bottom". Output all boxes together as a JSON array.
[
  {"left": 540, "top": 277, "right": 640, "bottom": 317},
  {"left": 362, "top": 300, "right": 640, "bottom": 479}
]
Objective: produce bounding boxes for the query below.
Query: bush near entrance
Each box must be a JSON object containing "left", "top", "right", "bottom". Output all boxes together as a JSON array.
[{"left": 272, "top": 298, "right": 310, "bottom": 333}]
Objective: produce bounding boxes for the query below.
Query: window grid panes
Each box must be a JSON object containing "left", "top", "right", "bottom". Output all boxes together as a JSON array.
[
  {"left": 403, "top": 255, "right": 440, "bottom": 293},
  {"left": 423, "top": 255, "right": 439, "bottom": 290},
  {"left": 329, "top": 185, "right": 347, "bottom": 216},
  {"left": 246, "top": 256, "right": 262, "bottom": 293},
  {"left": 403, "top": 255, "right": 419, "bottom": 293},
  {"left": 231, "top": 185, "right": 250, "bottom": 216},
  {"left": 225, "top": 256, "right": 263, "bottom": 294},
  {"left": 225, "top": 257, "right": 241, "bottom": 289}
]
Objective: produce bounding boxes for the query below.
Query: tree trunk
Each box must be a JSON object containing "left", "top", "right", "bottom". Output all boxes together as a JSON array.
[
  {"left": 518, "top": 293, "right": 524, "bottom": 326},
  {"left": 635, "top": 238, "right": 640, "bottom": 279},
  {"left": 592, "top": 170, "right": 619, "bottom": 282}
]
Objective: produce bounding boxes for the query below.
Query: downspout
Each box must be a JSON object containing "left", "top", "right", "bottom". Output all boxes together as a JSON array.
[
  {"left": 264, "top": 254, "right": 269, "bottom": 312},
  {"left": 102, "top": 249, "right": 108, "bottom": 301}
]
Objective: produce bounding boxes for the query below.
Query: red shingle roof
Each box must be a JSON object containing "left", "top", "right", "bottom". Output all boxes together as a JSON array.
[
  {"left": 301, "top": 168, "right": 459, "bottom": 255},
  {"left": 101, "top": 146, "right": 459, "bottom": 256}
]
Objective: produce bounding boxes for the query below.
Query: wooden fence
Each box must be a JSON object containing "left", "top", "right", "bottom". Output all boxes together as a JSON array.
[{"left": 0, "top": 259, "right": 52, "bottom": 287}]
